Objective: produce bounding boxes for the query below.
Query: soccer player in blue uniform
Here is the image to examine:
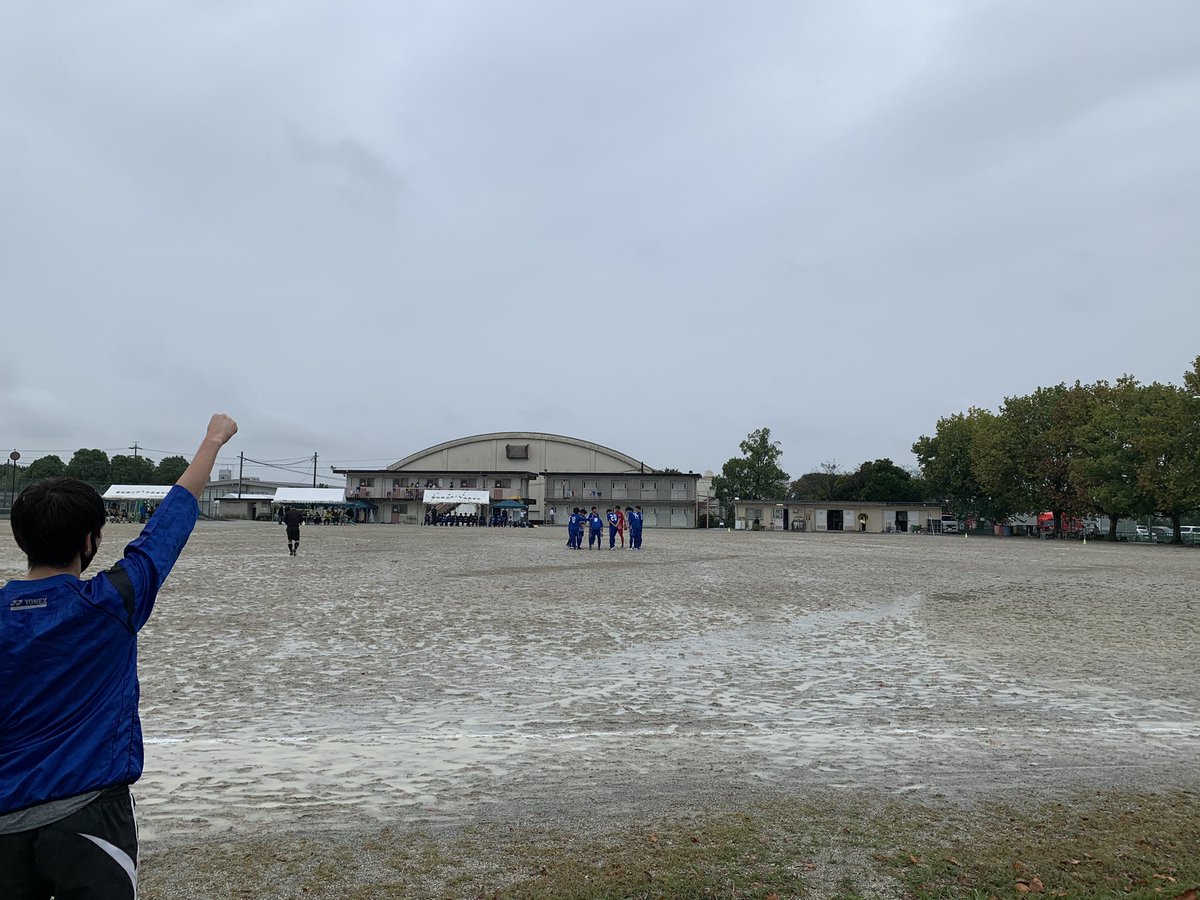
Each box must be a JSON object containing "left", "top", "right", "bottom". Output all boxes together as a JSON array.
[
  {"left": 629, "top": 505, "right": 644, "bottom": 549},
  {"left": 607, "top": 507, "right": 620, "bottom": 549},
  {"left": 588, "top": 506, "right": 603, "bottom": 549},
  {"left": 566, "top": 507, "right": 580, "bottom": 549},
  {"left": 0, "top": 413, "right": 238, "bottom": 900}
]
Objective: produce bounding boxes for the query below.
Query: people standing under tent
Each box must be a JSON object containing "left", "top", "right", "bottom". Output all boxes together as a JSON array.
[
  {"left": 628, "top": 506, "right": 643, "bottom": 549},
  {"left": 588, "top": 507, "right": 603, "bottom": 549},
  {"left": 283, "top": 505, "right": 303, "bottom": 556}
]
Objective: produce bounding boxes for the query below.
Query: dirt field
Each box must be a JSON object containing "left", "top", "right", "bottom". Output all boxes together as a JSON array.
[{"left": 3, "top": 521, "right": 1198, "bottom": 894}]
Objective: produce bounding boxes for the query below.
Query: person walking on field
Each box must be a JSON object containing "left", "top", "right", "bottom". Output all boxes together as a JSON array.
[
  {"left": 629, "top": 505, "right": 644, "bottom": 549},
  {"left": 0, "top": 413, "right": 238, "bottom": 900},
  {"left": 283, "top": 505, "right": 303, "bottom": 556}
]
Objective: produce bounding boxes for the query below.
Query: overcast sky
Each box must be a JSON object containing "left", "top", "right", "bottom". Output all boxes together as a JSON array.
[{"left": 3, "top": 0, "right": 1198, "bottom": 483}]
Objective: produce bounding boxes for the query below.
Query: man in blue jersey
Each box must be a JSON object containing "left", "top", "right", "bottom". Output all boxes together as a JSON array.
[
  {"left": 587, "top": 506, "right": 603, "bottom": 549},
  {"left": 629, "top": 505, "right": 644, "bottom": 549},
  {"left": 0, "top": 413, "right": 238, "bottom": 900},
  {"left": 566, "top": 507, "right": 579, "bottom": 549}
]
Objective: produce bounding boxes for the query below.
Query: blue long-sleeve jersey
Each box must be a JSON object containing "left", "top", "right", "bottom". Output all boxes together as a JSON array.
[{"left": 0, "top": 485, "right": 199, "bottom": 815}]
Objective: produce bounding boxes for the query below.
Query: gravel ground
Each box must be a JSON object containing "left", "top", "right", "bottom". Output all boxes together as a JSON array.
[{"left": 3, "top": 521, "right": 1197, "bottom": 895}]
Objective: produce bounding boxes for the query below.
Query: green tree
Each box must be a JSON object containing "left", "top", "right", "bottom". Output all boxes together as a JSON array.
[
  {"left": 65, "top": 449, "right": 111, "bottom": 485},
  {"left": 24, "top": 454, "right": 66, "bottom": 482},
  {"left": 109, "top": 454, "right": 156, "bottom": 484},
  {"left": 856, "top": 459, "right": 921, "bottom": 502},
  {"left": 788, "top": 461, "right": 844, "bottom": 501},
  {"left": 712, "top": 428, "right": 790, "bottom": 506},
  {"left": 1071, "top": 378, "right": 1151, "bottom": 540},
  {"left": 154, "top": 455, "right": 189, "bottom": 484},
  {"left": 1131, "top": 379, "right": 1200, "bottom": 543},
  {"left": 973, "top": 385, "right": 1091, "bottom": 534},
  {"left": 913, "top": 409, "right": 994, "bottom": 519}
]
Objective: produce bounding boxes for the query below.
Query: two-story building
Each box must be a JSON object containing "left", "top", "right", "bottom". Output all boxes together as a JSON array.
[{"left": 333, "top": 432, "right": 701, "bottom": 527}]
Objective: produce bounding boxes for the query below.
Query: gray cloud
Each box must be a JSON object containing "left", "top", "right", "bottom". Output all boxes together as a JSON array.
[{"left": 2, "top": 0, "right": 1198, "bottom": 477}]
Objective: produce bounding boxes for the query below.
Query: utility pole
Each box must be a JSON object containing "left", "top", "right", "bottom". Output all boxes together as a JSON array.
[
  {"left": 238, "top": 452, "right": 244, "bottom": 499},
  {"left": 129, "top": 442, "right": 141, "bottom": 458},
  {"left": 8, "top": 451, "right": 19, "bottom": 509},
  {"left": 312, "top": 452, "right": 318, "bottom": 488}
]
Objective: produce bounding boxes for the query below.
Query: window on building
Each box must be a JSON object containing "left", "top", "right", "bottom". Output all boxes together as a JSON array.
[
  {"left": 506, "top": 444, "right": 529, "bottom": 460},
  {"left": 495, "top": 478, "right": 511, "bottom": 489},
  {"left": 461, "top": 478, "right": 477, "bottom": 489},
  {"left": 359, "top": 477, "right": 375, "bottom": 488}
]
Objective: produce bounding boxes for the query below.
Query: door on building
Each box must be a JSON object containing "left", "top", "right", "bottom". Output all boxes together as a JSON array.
[
  {"left": 895, "top": 510, "right": 909, "bottom": 532},
  {"left": 783, "top": 509, "right": 790, "bottom": 530},
  {"left": 671, "top": 507, "right": 689, "bottom": 528},
  {"left": 248, "top": 503, "right": 257, "bottom": 521},
  {"left": 827, "top": 509, "right": 844, "bottom": 531}
]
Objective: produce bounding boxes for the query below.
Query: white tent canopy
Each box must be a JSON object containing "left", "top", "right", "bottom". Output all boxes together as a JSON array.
[
  {"left": 423, "top": 489, "right": 491, "bottom": 505},
  {"left": 272, "top": 487, "right": 347, "bottom": 505},
  {"left": 103, "top": 485, "right": 173, "bottom": 501}
]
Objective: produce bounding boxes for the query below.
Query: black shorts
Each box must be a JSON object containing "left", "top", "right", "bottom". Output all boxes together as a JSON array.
[
  {"left": 286, "top": 527, "right": 300, "bottom": 541},
  {"left": 0, "top": 785, "right": 139, "bottom": 900}
]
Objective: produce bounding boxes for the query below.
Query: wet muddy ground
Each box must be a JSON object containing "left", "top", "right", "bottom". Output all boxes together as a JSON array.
[{"left": 3, "top": 522, "right": 1196, "bottom": 845}]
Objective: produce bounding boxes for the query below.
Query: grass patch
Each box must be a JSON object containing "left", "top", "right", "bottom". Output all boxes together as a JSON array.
[{"left": 139, "top": 791, "right": 1200, "bottom": 899}]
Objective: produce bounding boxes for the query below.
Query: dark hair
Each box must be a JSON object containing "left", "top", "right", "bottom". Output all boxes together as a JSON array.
[{"left": 11, "top": 477, "right": 107, "bottom": 569}]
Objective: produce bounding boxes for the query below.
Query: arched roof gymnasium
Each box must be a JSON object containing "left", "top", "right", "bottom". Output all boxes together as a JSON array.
[{"left": 386, "top": 432, "right": 649, "bottom": 474}]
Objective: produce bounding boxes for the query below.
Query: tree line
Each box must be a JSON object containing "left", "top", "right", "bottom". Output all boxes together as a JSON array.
[
  {"left": 4, "top": 449, "right": 190, "bottom": 491},
  {"left": 710, "top": 357, "right": 1199, "bottom": 542},
  {"left": 913, "top": 357, "right": 1200, "bottom": 542},
  {"left": 710, "top": 428, "right": 932, "bottom": 517}
]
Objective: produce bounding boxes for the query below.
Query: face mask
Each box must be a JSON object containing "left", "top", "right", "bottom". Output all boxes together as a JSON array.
[{"left": 80, "top": 535, "right": 99, "bottom": 573}]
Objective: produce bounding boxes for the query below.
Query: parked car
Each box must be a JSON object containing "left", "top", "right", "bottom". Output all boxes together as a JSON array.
[{"left": 1151, "top": 526, "right": 1173, "bottom": 542}]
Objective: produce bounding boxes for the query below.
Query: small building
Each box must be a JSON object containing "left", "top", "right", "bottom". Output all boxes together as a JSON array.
[
  {"left": 199, "top": 477, "right": 319, "bottom": 519},
  {"left": 730, "top": 500, "right": 947, "bottom": 533},
  {"left": 214, "top": 493, "right": 277, "bottom": 521}
]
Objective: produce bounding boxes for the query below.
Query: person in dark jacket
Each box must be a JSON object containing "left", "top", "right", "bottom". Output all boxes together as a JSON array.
[
  {"left": 0, "top": 413, "right": 238, "bottom": 899},
  {"left": 283, "top": 505, "right": 303, "bottom": 555}
]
